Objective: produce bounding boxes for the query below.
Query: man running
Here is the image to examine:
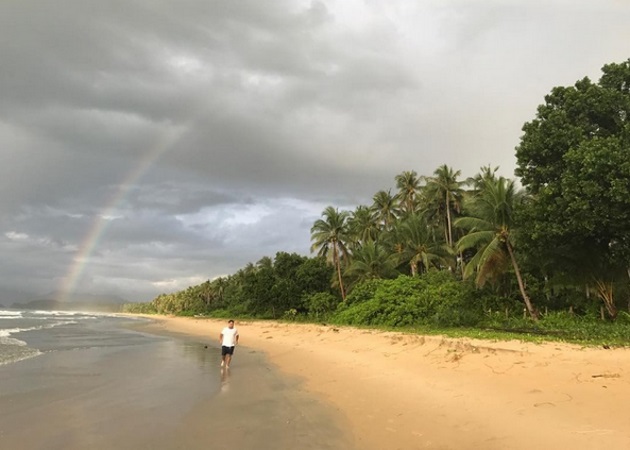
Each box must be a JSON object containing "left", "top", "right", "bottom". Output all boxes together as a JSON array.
[{"left": 219, "top": 319, "right": 239, "bottom": 369}]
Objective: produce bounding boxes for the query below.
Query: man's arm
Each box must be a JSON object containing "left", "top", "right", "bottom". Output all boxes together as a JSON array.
[
  {"left": 219, "top": 332, "right": 223, "bottom": 344},
  {"left": 235, "top": 331, "right": 239, "bottom": 345}
]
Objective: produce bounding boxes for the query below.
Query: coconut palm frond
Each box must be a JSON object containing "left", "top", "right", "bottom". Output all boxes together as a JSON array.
[
  {"left": 476, "top": 239, "right": 509, "bottom": 286},
  {"left": 454, "top": 216, "right": 492, "bottom": 231},
  {"left": 456, "top": 230, "right": 495, "bottom": 252}
]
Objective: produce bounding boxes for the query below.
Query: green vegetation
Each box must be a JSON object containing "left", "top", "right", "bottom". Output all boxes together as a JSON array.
[{"left": 122, "top": 59, "right": 630, "bottom": 346}]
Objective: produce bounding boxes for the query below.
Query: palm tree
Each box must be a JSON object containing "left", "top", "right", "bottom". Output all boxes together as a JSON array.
[
  {"left": 214, "top": 276, "right": 226, "bottom": 305},
  {"left": 424, "top": 165, "right": 464, "bottom": 247},
  {"left": 348, "top": 205, "right": 380, "bottom": 247},
  {"left": 455, "top": 177, "right": 538, "bottom": 319},
  {"left": 372, "top": 190, "right": 399, "bottom": 231},
  {"left": 256, "top": 256, "right": 273, "bottom": 271},
  {"left": 311, "top": 206, "right": 351, "bottom": 301},
  {"left": 344, "top": 241, "right": 399, "bottom": 284},
  {"left": 466, "top": 165, "right": 500, "bottom": 193},
  {"left": 199, "top": 280, "right": 214, "bottom": 307},
  {"left": 395, "top": 170, "right": 421, "bottom": 217},
  {"left": 394, "top": 214, "right": 453, "bottom": 276},
  {"left": 243, "top": 262, "right": 256, "bottom": 276}
]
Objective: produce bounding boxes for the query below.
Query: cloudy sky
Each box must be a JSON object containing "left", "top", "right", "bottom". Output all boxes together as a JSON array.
[{"left": 1, "top": 0, "right": 628, "bottom": 303}]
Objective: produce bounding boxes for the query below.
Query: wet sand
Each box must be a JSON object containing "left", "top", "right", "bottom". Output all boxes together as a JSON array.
[
  {"left": 0, "top": 319, "right": 352, "bottom": 450},
  {"left": 149, "top": 316, "right": 630, "bottom": 450}
]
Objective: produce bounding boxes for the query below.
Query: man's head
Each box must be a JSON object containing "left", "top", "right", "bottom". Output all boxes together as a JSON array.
[{"left": 228, "top": 319, "right": 234, "bottom": 328}]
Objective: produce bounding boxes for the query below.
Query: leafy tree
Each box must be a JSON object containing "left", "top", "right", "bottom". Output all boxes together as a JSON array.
[
  {"left": 455, "top": 176, "right": 538, "bottom": 319},
  {"left": 269, "top": 252, "right": 308, "bottom": 316},
  {"left": 295, "top": 256, "right": 336, "bottom": 296},
  {"left": 515, "top": 59, "right": 630, "bottom": 318},
  {"left": 244, "top": 257, "right": 276, "bottom": 316},
  {"left": 273, "top": 252, "right": 307, "bottom": 279},
  {"left": 311, "top": 206, "right": 351, "bottom": 301}
]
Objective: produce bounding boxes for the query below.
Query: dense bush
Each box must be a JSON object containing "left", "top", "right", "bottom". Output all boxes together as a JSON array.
[
  {"left": 305, "top": 292, "right": 339, "bottom": 318},
  {"left": 345, "top": 279, "right": 382, "bottom": 305},
  {"left": 332, "top": 272, "right": 487, "bottom": 328}
]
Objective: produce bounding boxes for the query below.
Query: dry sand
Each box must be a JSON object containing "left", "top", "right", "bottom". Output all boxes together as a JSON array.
[{"left": 144, "top": 316, "right": 630, "bottom": 450}]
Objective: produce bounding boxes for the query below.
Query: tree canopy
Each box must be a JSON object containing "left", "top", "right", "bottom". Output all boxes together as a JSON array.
[{"left": 515, "top": 59, "right": 630, "bottom": 318}]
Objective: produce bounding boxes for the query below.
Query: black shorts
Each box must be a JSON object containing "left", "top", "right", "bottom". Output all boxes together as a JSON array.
[{"left": 221, "top": 346, "right": 235, "bottom": 356}]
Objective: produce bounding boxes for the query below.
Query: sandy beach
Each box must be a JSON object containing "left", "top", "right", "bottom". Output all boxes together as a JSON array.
[{"left": 145, "top": 315, "right": 630, "bottom": 450}]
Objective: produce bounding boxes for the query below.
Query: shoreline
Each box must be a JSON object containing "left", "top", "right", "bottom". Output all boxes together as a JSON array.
[{"left": 139, "top": 314, "right": 630, "bottom": 449}]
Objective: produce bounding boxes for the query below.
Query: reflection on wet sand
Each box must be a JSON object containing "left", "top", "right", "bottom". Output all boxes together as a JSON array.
[{"left": 220, "top": 366, "right": 230, "bottom": 392}]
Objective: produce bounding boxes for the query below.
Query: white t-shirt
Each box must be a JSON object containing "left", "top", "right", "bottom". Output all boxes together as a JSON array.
[{"left": 221, "top": 327, "right": 239, "bottom": 347}]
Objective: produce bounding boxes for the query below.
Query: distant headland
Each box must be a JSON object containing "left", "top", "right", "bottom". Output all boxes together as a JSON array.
[{"left": 9, "top": 293, "right": 126, "bottom": 313}]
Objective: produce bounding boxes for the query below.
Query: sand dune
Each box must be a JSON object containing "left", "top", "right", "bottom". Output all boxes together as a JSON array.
[{"left": 144, "top": 316, "right": 630, "bottom": 449}]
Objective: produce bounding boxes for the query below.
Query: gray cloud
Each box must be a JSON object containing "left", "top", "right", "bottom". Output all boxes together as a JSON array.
[{"left": 1, "top": 0, "right": 628, "bottom": 302}]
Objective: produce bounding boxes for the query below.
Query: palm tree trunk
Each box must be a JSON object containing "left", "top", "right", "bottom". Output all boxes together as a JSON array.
[
  {"left": 333, "top": 244, "right": 346, "bottom": 301},
  {"left": 506, "top": 241, "right": 538, "bottom": 320},
  {"left": 445, "top": 191, "right": 453, "bottom": 247}
]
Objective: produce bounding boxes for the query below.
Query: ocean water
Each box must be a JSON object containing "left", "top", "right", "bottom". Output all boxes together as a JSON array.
[
  {"left": 0, "top": 309, "right": 146, "bottom": 366},
  {"left": 0, "top": 309, "right": 352, "bottom": 449},
  {"left": 0, "top": 309, "right": 227, "bottom": 448}
]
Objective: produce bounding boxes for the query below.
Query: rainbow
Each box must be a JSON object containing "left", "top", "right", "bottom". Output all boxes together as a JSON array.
[{"left": 56, "top": 128, "right": 184, "bottom": 303}]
